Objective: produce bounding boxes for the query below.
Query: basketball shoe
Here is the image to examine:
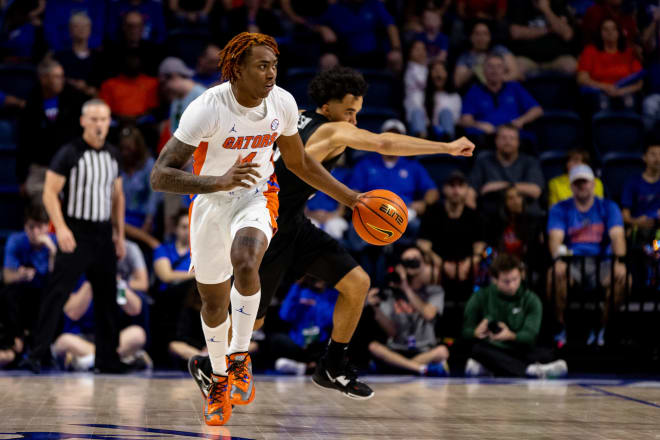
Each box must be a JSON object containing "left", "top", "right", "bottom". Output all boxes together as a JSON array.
[
  {"left": 226, "top": 352, "right": 255, "bottom": 405},
  {"left": 188, "top": 355, "right": 213, "bottom": 398},
  {"left": 205, "top": 374, "right": 232, "bottom": 426},
  {"left": 312, "top": 354, "right": 374, "bottom": 400}
]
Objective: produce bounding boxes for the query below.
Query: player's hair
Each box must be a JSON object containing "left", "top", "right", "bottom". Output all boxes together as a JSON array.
[
  {"left": 218, "top": 32, "right": 279, "bottom": 83},
  {"left": 308, "top": 66, "right": 368, "bottom": 107},
  {"left": 24, "top": 202, "right": 49, "bottom": 224},
  {"left": 489, "top": 254, "right": 524, "bottom": 278}
]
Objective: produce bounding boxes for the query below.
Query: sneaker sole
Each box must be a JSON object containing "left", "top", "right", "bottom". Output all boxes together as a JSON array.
[
  {"left": 230, "top": 385, "right": 255, "bottom": 406},
  {"left": 188, "top": 359, "right": 210, "bottom": 399},
  {"left": 311, "top": 376, "right": 375, "bottom": 400}
]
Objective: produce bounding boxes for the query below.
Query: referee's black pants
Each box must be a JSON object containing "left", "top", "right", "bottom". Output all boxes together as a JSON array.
[{"left": 31, "top": 220, "right": 120, "bottom": 370}]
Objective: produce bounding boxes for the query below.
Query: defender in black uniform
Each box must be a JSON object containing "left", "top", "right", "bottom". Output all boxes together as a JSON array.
[{"left": 190, "top": 67, "right": 475, "bottom": 399}]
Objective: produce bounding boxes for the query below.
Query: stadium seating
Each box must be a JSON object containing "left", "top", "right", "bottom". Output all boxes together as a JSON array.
[
  {"left": 600, "top": 154, "right": 645, "bottom": 202},
  {"left": 0, "top": 64, "right": 37, "bottom": 99},
  {"left": 282, "top": 67, "right": 317, "bottom": 109},
  {"left": 0, "top": 118, "right": 16, "bottom": 150},
  {"left": 420, "top": 155, "right": 472, "bottom": 188},
  {"left": 532, "top": 111, "right": 583, "bottom": 154},
  {"left": 592, "top": 111, "right": 645, "bottom": 160},
  {"left": 165, "top": 30, "right": 211, "bottom": 69},
  {"left": 359, "top": 69, "right": 401, "bottom": 111},
  {"left": 523, "top": 72, "right": 578, "bottom": 111}
]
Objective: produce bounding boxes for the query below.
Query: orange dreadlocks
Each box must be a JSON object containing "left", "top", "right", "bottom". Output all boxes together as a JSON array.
[{"left": 218, "top": 32, "right": 280, "bottom": 83}]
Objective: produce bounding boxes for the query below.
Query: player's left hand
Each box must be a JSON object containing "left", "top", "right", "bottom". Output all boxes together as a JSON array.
[{"left": 446, "top": 136, "right": 475, "bottom": 157}]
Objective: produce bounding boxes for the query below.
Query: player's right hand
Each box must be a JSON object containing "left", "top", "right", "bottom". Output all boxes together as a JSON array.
[
  {"left": 446, "top": 136, "right": 475, "bottom": 157},
  {"left": 216, "top": 156, "right": 262, "bottom": 190},
  {"left": 56, "top": 226, "right": 77, "bottom": 253}
]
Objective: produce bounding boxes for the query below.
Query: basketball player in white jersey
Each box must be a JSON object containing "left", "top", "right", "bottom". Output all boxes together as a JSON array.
[{"left": 150, "top": 32, "right": 360, "bottom": 426}]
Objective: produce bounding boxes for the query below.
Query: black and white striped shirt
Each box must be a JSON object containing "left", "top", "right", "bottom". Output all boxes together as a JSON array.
[{"left": 49, "top": 138, "right": 120, "bottom": 223}]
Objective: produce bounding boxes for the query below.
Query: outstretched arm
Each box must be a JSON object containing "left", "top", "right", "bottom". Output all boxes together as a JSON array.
[
  {"left": 305, "top": 122, "right": 475, "bottom": 162},
  {"left": 150, "top": 136, "right": 260, "bottom": 194},
  {"left": 278, "top": 132, "right": 360, "bottom": 208}
]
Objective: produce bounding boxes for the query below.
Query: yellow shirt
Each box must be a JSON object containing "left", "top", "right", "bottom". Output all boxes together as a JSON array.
[{"left": 548, "top": 174, "right": 605, "bottom": 207}]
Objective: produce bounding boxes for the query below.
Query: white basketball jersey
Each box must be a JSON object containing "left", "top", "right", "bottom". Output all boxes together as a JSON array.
[{"left": 173, "top": 82, "right": 299, "bottom": 194}]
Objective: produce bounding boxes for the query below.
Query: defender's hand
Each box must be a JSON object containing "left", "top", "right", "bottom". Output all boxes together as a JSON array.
[{"left": 447, "top": 136, "right": 475, "bottom": 157}]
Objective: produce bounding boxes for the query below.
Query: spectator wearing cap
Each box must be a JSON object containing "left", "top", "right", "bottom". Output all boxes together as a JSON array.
[
  {"left": 547, "top": 164, "right": 628, "bottom": 348},
  {"left": 159, "top": 57, "right": 206, "bottom": 135},
  {"left": 459, "top": 53, "right": 542, "bottom": 139},
  {"left": 418, "top": 170, "right": 486, "bottom": 284},
  {"left": 548, "top": 149, "right": 605, "bottom": 207}
]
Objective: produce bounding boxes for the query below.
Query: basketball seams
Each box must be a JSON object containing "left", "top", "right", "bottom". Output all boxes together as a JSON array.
[
  {"left": 354, "top": 205, "right": 389, "bottom": 244},
  {"left": 357, "top": 200, "right": 404, "bottom": 235},
  {"left": 361, "top": 195, "right": 408, "bottom": 222}
]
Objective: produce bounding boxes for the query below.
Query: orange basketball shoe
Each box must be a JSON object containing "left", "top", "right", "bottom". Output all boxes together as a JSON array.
[
  {"left": 204, "top": 374, "right": 232, "bottom": 426},
  {"left": 226, "top": 352, "right": 255, "bottom": 405}
]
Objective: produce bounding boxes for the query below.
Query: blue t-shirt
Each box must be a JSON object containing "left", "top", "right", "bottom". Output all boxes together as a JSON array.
[
  {"left": 349, "top": 154, "right": 437, "bottom": 206},
  {"left": 279, "top": 284, "right": 338, "bottom": 348},
  {"left": 307, "top": 167, "right": 351, "bottom": 212},
  {"left": 0, "top": 22, "right": 38, "bottom": 59},
  {"left": 122, "top": 157, "right": 161, "bottom": 227},
  {"left": 43, "top": 96, "right": 59, "bottom": 121},
  {"left": 44, "top": 0, "right": 105, "bottom": 51},
  {"left": 414, "top": 32, "right": 449, "bottom": 60},
  {"left": 106, "top": 0, "right": 167, "bottom": 44},
  {"left": 548, "top": 198, "right": 624, "bottom": 256},
  {"left": 153, "top": 240, "right": 191, "bottom": 291},
  {"left": 3, "top": 232, "right": 56, "bottom": 288},
  {"left": 462, "top": 82, "right": 539, "bottom": 127},
  {"left": 321, "top": 0, "right": 395, "bottom": 56},
  {"left": 621, "top": 175, "right": 660, "bottom": 219},
  {"left": 62, "top": 290, "right": 149, "bottom": 335}
]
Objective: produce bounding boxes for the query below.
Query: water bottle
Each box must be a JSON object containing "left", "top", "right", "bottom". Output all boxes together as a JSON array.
[{"left": 116, "top": 279, "right": 127, "bottom": 305}]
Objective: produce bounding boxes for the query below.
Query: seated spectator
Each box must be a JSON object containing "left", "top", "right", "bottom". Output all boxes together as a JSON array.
[
  {"left": 425, "top": 60, "right": 461, "bottom": 140},
  {"left": 270, "top": 276, "right": 338, "bottom": 375},
  {"left": 193, "top": 43, "right": 221, "bottom": 88},
  {"left": 317, "top": 0, "right": 403, "bottom": 71},
  {"left": 226, "top": 0, "right": 284, "bottom": 39},
  {"left": 642, "top": 62, "right": 660, "bottom": 132},
  {"left": 106, "top": 0, "right": 167, "bottom": 44},
  {"left": 17, "top": 58, "right": 85, "bottom": 198},
  {"left": 367, "top": 246, "right": 449, "bottom": 376},
  {"left": 640, "top": 1, "right": 660, "bottom": 56},
  {"left": 53, "top": 13, "right": 103, "bottom": 98},
  {"left": 404, "top": 40, "right": 430, "bottom": 138},
  {"left": 547, "top": 165, "right": 628, "bottom": 347},
  {"left": 487, "top": 186, "right": 545, "bottom": 273},
  {"left": 577, "top": 18, "right": 643, "bottom": 112},
  {"left": 508, "top": 0, "right": 577, "bottom": 78},
  {"left": 0, "top": 0, "right": 47, "bottom": 63},
  {"left": 104, "top": 10, "right": 165, "bottom": 77},
  {"left": 582, "top": 0, "right": 638, "bottom": 46},
  {"left": 468, "top": 124, "right": 545, "bottom": 215},
  {"left": 621, "top": 139, "right": 660, "bottom": 246},
  {"left": 52, "top": 240, "right": 151, "bottom": 371},
  {"left": 1, "top": 204, "right": 56, "bottom": 351},
  {"left": 418, "top": 171, "right": 486, "bottom": 283},
  {"left": 548, "top": 149, "right": 605, "bottom": 207},
  {"left": 462, "top": 254, "right": 567, "bottom": 378},
  {"left": 119, "top": 126, "right": 161, "bottom": 250},
  {"left": 99, "top": 50, "right": 159, "bottom": 123},
  {"left": 168, "top": 0, "right": 214, "bottom": 28},
  {"left": 168, "top": 285, "right": 206, "bottom": 367},
  {"left": 453, "top": 21, "right": 519, "bottom": 91},
  {"left": 159, "top": 57, "right": 206, "bottom": 135},
  {"left": 43, "top": 0, "right": 105, "bottom": 52},
  {"left": 306, "top": 164, "right": 352, "bottom": 240},
  {"left": 459, "top": 53, "right": 543, "bottom": 138},
  {"left": 413, "top": 8, "right": 448, "bottom": 63}
]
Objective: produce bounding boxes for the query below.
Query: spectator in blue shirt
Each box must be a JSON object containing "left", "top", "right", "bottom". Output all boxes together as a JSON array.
[
  {"left": 153, "top": 209, "right": 193, "bottom": 292},
  {"left": 306, "top": 165, "right": 352, "bottom": 240},
  {"left": 459, "top": 53, "right": 543, "bottom": 138},
  {"left": 414, "top": 8, "right": 448, "bottom": 63},
  {"left": 43, "top": 0, "right": 105, "bottom": 52},
  {"left": 159, "top": 57, "right": 206, "bottom": 135},
  {"left": 318, "top": 0, "right": 403, "bottom": 71},
  {"left": 547, "top": 165, "right": 628, "bottom": 347},
  {"left": 1, "top": 204, "right": 56, "bottom": 356},
  {"left": 193, "top": 43, "right": 221, "bottom": 88},
  {"left": 106, "top": 0, "right": 167, "bottom": 44},
  {"left": 0, "top": 0, "right": 47, "bottom": 63},
  {"left": 621, "top": 140, "right": 660, "bottom": 243},
  {"left": 271, "top": 276, "right": 338, "bottom": 375}
]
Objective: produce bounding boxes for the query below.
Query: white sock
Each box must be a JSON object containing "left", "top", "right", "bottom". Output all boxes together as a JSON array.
[
  {"left": 201, "top": 314, "right": 230, "bottom": 376},
  {"left": 228, "top": 284, "right": 260, "bottom": 354},
  {"left": 75, "top": 353, "right": 95, "bottom": 371}
]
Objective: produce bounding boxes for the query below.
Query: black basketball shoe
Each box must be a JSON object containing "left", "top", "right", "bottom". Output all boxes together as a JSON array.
[
  {"left": 312, "top": 354, "right": 374, "bottom": 400},
  {"left": 189, "top": 355, "right": 213, "bottom": 398}
]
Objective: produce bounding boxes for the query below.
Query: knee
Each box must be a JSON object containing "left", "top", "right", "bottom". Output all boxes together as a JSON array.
[
  {"left": 198, "top": 290, "right": 229, "bottom": 313},
  {"left": 53, "top": 333, "right": 75, "bottom": 353},
  {"left": 0, "top": 349, "right": 15, "bottom": 366},
  {"left": 341, "top": 268, "right": 370, "bottom": 299},
  {"left": 433, "top": 345, "right": 449, "bottom": 360},
  {"left": 231, "top": 251, "right": 260, "bottom": 280},
  {"left": 124, "top": 325, "right": 146, "bottom": 348}
]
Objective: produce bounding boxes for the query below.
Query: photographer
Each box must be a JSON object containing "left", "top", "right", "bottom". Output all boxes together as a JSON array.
[
  {"left": 462, "top": 254, "right": 567, "bottom": 378},
  {"left": 367, "top": 246, "right": 449, "bottom": 376}
]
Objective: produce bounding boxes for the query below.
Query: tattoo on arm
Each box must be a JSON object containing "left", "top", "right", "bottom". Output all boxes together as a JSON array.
[{"left": 150, "top": 137, "right": 221, "bottom": 194}]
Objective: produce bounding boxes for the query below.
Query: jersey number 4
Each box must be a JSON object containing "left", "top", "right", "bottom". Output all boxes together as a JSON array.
[{"left": 241, "top": 152, "right": 257, "bottom": 163}]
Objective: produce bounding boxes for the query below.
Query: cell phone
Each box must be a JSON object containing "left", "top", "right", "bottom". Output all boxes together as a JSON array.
[{"left": 488, "top": 320, "right": 503, "bottom": 334}]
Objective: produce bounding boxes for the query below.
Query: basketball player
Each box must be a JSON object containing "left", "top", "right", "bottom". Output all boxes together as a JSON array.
[
  {"left": 150, "top": 33, "right": 361, "bottom": 426},
  {"left": 189, "top": 67, "right": 475, "bottom": 400}
]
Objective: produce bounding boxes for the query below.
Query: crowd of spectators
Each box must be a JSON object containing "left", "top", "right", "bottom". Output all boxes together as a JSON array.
[{"left": 0, "top": 0, "right": 659, "bottom": 377}]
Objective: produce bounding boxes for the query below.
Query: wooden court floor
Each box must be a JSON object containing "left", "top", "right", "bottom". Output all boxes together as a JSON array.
[{"left": 0, "top": 373, "right": 659, "bottom": 439}]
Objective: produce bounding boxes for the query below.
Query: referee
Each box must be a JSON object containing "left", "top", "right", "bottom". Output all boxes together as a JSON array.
[{"left": 24, "top": 99, "right": 126, "bottom": 373}]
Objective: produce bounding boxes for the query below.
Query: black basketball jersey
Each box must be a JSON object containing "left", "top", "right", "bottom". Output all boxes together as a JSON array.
[{"left": 275, "top": 110, "right": 344, "bottom": 230}]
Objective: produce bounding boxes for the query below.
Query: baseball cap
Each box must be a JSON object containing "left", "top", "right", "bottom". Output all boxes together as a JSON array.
[
  {"left": 569, "top": 164, "right": 595, "bottom": 183},
  {"left": 158, "top": 57, "right": 194, "bottom": 78},
  {"left": 381, "top": 119, "right": 406, "bottom": 134}
]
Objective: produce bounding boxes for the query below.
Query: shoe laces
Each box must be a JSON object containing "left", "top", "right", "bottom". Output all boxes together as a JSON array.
[
  {"left": 227, "top": 358, "right": 249, "bottom": 382},
  {"left": 209, "top": 378, "right": 228, "bottom": 404}
]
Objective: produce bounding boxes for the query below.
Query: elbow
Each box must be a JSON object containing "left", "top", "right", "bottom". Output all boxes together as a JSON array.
[{"left": 284, "top": 155, "right": 304, "bottom": 174}]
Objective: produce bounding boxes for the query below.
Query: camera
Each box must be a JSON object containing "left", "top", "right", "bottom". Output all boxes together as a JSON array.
[
  {"left": 401, "top": 258, "right": 421, "bottom": 269},
  {"left": 488, "top": 320, "right": 503, "bottom": 334}
]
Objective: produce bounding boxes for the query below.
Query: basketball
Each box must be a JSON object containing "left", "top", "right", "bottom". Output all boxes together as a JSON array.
[{"left": 352, "top": 189, "right": 408, "bottom": 246}]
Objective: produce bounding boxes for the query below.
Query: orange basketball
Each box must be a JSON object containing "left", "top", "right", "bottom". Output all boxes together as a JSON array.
[{"left": 352, "top": 189, "right": 408, "bottom": 246}]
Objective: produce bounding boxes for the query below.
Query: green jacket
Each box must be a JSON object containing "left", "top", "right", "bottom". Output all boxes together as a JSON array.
[{"left": 462, "top": 284, "right": 543, "bottom": 349}]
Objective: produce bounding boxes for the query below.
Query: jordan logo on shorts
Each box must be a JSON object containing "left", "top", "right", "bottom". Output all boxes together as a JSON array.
[{"left": 235, "top": 306, "right": 250, "bottom": 316}]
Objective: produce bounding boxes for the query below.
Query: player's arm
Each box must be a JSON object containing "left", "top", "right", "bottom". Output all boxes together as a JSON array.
[
  {"left": 277, "top": 132, "right": 360, "bottom": 208},
  {"left": 306, "top": 122, "right": 475, "bottom": 162},
  {"left": 150, "top": 137, "right": 261, "bottom": 195}
]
